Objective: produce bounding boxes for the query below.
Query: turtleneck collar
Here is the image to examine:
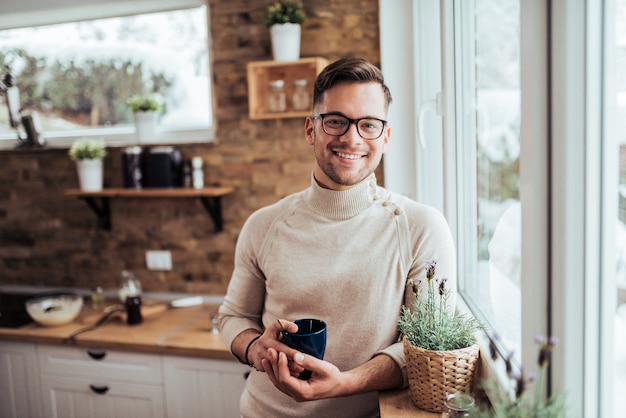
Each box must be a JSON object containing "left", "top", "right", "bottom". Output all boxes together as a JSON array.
[{"left": 303, "top": 172, "right": 378, "bottom": 220}]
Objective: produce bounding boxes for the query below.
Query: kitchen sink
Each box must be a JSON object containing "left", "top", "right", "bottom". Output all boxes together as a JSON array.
[{"left": 0, "top": 292, "right": 34, "bottom": 328}]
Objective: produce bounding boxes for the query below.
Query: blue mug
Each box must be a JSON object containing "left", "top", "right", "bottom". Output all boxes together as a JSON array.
[{"left": 281, "top": 318, "right": 327, "bottom": 380}]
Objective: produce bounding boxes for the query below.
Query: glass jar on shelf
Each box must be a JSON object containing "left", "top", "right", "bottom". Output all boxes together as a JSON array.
[
  {"left": 268, "top": 80, "right": 287, "bottom": 112},
  {"left": 292, "top": 79, "right": 310, "bottom": 111}
]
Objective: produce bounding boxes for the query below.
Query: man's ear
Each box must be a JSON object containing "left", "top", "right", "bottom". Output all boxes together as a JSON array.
[{"left": 304, "top": 117, "right": 315, "bottom": 145}]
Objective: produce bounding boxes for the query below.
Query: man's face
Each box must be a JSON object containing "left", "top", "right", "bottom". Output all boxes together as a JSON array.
[{"left": 304, "top": 81, "right": 390, "bottom": 191}]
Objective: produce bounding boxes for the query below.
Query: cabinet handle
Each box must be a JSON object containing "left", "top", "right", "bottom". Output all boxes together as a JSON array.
[
  {"left": 87, "top": 350, "right": 107, "bottom": 360},
  {"left": 89, "top": 384, "right": 110, "bottom": 395}
]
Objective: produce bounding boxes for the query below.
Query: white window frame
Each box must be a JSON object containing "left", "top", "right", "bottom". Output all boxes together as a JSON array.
[
  {"left": 518, "top": 0, "right": 551, "bottom": 399},
  {"left": 443, "top": 0, "right": 535, "bottom": 399},
  {"left": 0, "top": 0, "right": 214, "bottom": 150},
  {"left": 380, "top": 0, "right": 444, "bottom": 211},
  {"left": 549, "top": 1, "right": 616, "bottom": 416},
  {"left": 382, "top": 1, "right": 617, "bottom": 416}
]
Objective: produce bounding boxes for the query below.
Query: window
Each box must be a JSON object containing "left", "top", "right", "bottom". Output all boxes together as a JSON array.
[
  {"left": 0, "top": 1, "right": 212, "bottom": 149},
  {"left": 383, "top": 0, "right": 624, "bottom": 415},
  {"left": 448, "top": 0, "right": 522, "bottom": 358},
  {"left": 432, "top": 0, "right": 525, "bottom": 365}
]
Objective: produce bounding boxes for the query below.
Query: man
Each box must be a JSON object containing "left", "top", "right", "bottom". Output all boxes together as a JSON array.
[{"left": 218, "top": 58, "right": 456, "bottom": 417}]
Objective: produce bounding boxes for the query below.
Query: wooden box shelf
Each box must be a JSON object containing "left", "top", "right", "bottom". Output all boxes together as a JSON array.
[{"left": 247, "top": 57, "right": 328, "bottom": 120}]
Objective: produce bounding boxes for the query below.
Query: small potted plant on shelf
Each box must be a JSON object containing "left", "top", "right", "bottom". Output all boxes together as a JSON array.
[
  {"left": 398, "top": 259, "right": 484, "bottom": 413},
  {"left": 127, "top": 94, "right": 162, "bottom": 144},
  {"left": 68, "top": 137, "right": 107, "bottom": 192},
  {"left": 265, "top": 0, "right": 306, "bottom": 61}
]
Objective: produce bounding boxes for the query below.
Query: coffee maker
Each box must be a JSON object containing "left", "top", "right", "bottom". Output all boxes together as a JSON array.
[{"left": 143, "top": 146, "right": 183, "bottom": 188}]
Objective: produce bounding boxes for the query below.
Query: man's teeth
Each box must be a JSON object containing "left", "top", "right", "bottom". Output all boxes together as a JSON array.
[{"left": 336, "top": 151, "right": 361, "bottom": 160}]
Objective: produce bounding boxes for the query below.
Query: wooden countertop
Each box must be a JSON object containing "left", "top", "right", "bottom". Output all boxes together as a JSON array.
[
  {"left": 1, "top": 297, "right": 440, "bottom": 416},
  {"left": 0, "top": 299, "right": 233, "bottom": 359},
  {"left": 379, "top": 389, "right": 441, "bottom": 417}
]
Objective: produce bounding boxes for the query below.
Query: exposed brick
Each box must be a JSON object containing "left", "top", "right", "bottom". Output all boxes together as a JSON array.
[{"left": 0, "top": 0, "right": 382, "bottom": 296}]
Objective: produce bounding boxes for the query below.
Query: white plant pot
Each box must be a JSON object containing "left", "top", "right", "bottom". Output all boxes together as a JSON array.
[
  {"left": 76, "top": 159, "right": 103, "bottom": 192},
  {"left": 134, "top": 111, "right": 158, "bottom": 144},
  {"left": 270, "top": 23, "right": 301, "bottom": 62}
]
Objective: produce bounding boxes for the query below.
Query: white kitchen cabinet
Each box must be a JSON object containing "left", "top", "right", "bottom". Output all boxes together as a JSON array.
[
  {"left": 0, "top": 341, "right": 43, "bottom": 418},
  {"left": 39, "top": 374, "right": 164, "bottom": 418},
  {"left": 0, "top": 341, "right": 246, "bottom": 418},
  {"left": 163, "top": 355, "right": 248, "bottom": 418},
  {"left": 38, "top": 344, "right": 164, "bottom": 418}
]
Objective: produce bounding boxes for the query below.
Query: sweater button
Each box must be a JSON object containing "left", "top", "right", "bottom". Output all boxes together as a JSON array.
[
  {"left": 382, "top": 201, "right": 389, "bottom": 207},
  {"left": 394, "top": 208, "right": 402, "bottom": 215}
]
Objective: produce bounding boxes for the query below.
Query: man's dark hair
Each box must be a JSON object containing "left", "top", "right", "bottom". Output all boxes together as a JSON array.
[{"left": 313, "top": 58, "right": 393, "bottom": 111}]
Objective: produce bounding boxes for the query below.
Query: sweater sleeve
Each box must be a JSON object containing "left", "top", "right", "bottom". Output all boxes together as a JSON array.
[
  {"left": 377, "top": 200, "right": 457, "bottom": 389},
  {"left": 375, "top": 341, "right": 409, "bottom": 388},
  {"left": 218, "top": 209, "right": 271, "bottom": 351}
]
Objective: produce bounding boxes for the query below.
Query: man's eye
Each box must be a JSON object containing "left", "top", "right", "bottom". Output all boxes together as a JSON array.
[
  {"left": 326, "top": 119, "right": 347, "bottom": 127},
  {"left": 360, "top": 120, "right": 381, "bottom": 131}
]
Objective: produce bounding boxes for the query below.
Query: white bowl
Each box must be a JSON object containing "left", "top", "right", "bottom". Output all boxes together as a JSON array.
[{"left": 25, "top": 293, "right": 84, "bottom": 327}]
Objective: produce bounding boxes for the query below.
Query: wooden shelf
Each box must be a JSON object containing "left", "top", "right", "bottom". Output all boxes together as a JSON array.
[
  {"left": 247, "top": 57, "right": 328, "bottom": 120},
  {"left": 64, "top": 187, "right": 234, "bottom": 232}
]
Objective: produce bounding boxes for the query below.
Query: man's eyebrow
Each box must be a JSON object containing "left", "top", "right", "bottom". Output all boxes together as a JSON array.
[{"left": 322, "top": 111, "right": 382, "bottom": 119}]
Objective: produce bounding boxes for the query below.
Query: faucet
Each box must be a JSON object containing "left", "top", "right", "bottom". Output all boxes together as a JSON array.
[
  {"left": 210, "top": 313, "right": 219, "bottom": 334},
  {"left": 0, "top": 65, "right": 45, "bottom": 148},
  {"left": 0, "top": 66, "right": 20, "bottom": 129}
]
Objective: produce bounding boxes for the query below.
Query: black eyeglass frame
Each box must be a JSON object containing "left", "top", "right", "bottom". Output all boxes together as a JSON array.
[{"left": 312, "top": 113, "right": 388, "bottom": 140}]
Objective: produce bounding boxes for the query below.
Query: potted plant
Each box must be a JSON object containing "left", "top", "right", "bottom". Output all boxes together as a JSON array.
[
  {"left": 127, "top": 94, "right": 162, "bottom": 143},
  {"left": 398, "top": 259, "right": 484, "bottom": 413},
  {"left": 265, "top": 1, "right": 306, "bottom": 61},
  {"left": 68, "top": 137, "right": 107, "bottom": 192}
]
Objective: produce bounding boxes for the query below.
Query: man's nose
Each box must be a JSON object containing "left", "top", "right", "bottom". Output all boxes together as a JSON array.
[{"left": 339, "top": 122, "right": 363, "bottom": 144}]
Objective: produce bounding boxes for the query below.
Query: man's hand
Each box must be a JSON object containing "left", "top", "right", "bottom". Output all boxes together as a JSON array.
[
  {"left": 240, "top": 319, "right": 404, "bottom": 401},
  {"left": 261, "top": 348, "right": 345, "bottom": 401},
  {"left": 244, "top": 319, "right": 303, "bottom": 376}
]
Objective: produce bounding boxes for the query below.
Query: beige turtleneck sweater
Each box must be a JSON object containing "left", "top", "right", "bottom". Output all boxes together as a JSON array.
[{"left": 219, "top": 173, "right": 456, "bottom": 418}]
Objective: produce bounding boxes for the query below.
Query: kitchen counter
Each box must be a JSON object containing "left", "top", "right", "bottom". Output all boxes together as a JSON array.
[
  {"left": 379, "top": 389, "right": 440, "bottom": 417},
  {"left": 0, "top": 298, "right": 232, "bottom": 359},
  {"left": 0, "top": 295, "right": 439, "bottom": 416}
]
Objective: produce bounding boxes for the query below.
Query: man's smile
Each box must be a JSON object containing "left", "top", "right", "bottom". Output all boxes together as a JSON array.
[{"left": 334, "top": 150, "right": 366, "bottom": 160}]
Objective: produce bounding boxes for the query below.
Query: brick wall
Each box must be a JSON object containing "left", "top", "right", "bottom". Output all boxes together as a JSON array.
[{"left": 0, "top": 0, "right": 382, "bottom": 295}]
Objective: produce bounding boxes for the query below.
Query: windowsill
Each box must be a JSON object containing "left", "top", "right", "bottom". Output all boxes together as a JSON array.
[{"left": 0, "top": 126, "right": 215, "bottom": 151}]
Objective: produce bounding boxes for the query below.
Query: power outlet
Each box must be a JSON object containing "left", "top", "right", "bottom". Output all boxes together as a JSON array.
[{"left": 146, "top": 250, "right": 172, "bottom": 271}]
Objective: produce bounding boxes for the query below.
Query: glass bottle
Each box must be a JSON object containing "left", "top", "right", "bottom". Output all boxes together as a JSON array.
[
  {"left": 91, "top": 286, "right": 105, "bottom": 310},
  {"left": 441, "top": 392, "right": 475, "bottom": 418},
  {"left": 268, "top": 80, "right": 287, "bottom": 112},
  {"left": 292, "top": 79, "right": 310, "bottom": 111},
  {"left": 182, "top": 159, "right": 192, "bottom": 188},
  {"left": 192, "top": 156, "right": 204, "bottom": 189},
  {"left": 118, "top": 270, "right": 142, "bottom": 302},
  {"left": 125, "top": 294, "right": 143, "bottom": 325}
]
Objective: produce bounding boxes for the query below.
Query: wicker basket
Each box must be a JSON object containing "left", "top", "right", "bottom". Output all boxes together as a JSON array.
[{"left": 403, "top": 338, "right": 480, "bottom": 413}]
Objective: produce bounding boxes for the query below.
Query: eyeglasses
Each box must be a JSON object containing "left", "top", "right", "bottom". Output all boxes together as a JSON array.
[{"left": 312, "top": 113, "right": 387, "bottom": 140}]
